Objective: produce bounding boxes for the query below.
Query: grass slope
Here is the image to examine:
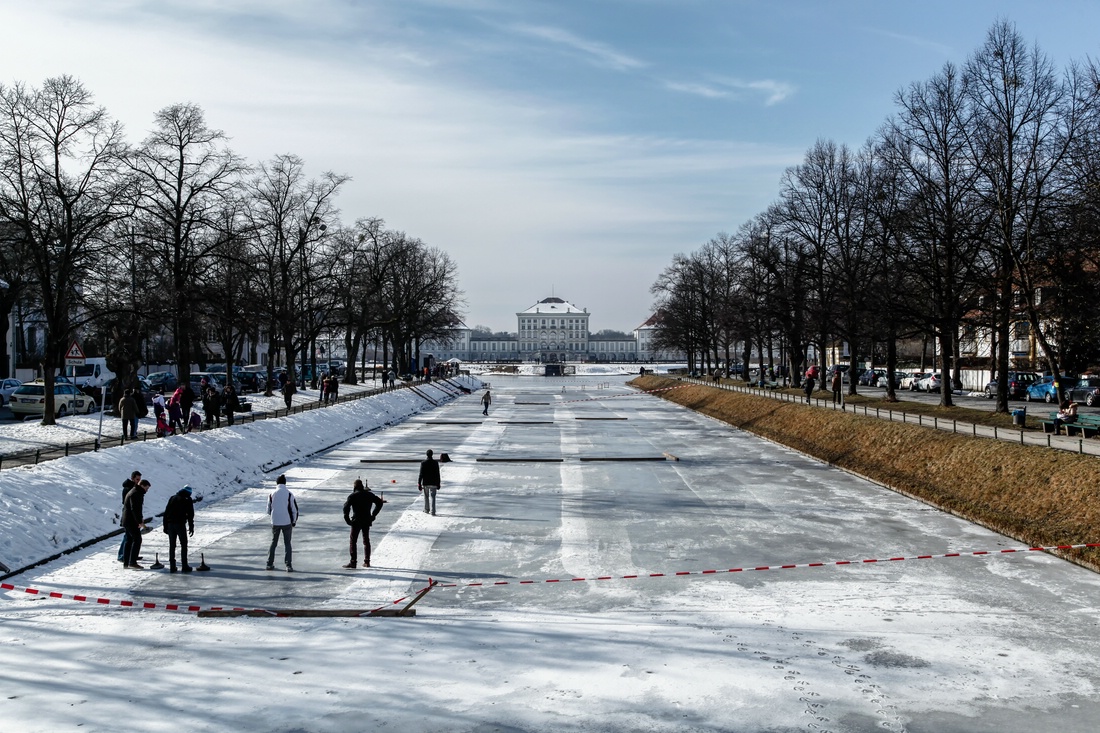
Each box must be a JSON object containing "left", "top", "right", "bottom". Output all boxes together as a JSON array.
[{"left": 633, "top": 375, "right": 1100, "bottom": 572}]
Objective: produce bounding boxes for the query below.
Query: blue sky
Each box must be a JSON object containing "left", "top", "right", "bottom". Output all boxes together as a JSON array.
[{"left": 4, "top": 1, "right": 1100, "bottom": 332}]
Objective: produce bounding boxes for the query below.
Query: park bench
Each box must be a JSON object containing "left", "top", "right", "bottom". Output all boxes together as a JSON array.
[{"left": 1042, "top": 411, "right": 1100, "bottom": 437}]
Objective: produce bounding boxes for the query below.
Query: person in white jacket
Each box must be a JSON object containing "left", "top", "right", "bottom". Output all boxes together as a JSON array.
[{"left": 266, "top": 474, "right": 299, "bottom": 571}]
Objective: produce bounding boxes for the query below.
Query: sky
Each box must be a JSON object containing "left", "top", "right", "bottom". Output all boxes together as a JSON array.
[{"left": 3, "top": 1, "right": 1100, "bottom": 332}]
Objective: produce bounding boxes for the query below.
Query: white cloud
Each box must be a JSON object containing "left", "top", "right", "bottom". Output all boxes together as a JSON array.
[
  {"left": 507, "top": 23, "right": 648, "bottom": 72},
  {"left": 666, "top": 76, "right": 796, "bottom": 106}
]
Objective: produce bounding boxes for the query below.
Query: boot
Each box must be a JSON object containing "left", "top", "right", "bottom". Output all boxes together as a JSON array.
[{"left": 342, "top": 561, "right": 356, "bottom": 569}]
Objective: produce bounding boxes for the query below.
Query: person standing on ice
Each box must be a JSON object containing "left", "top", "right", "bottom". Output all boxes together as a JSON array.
[
  {"left": 118, "top": 470, "right": 142, "bottom": 563},
  {"left": 162, "top": 485, "right": 195, "bottom": 573},
  {"left": 418, "top": 449, "right": 441, "bottom": 516},
  {"left": 342, "top": 479, "right": 385, "bottom": 568},
  {"left": 480, "top": 389, "right": 491, "bottom": 416},
  {"left": 121, "top": 479, "right": 152, "bottom": 569},
  {"left": 266, "top": 474, "right": 299, "bottom": 572}
]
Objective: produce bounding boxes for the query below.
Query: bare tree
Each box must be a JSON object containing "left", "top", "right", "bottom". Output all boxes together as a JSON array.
[
  {"left": 0, "top": 76, "right": 131, "bottom": 423},
  {"left": 885, "top": 62, "right": 989, "bottom": 407},
  {"left": 246, "top": 154, "right": 348, "bottom": 393},
  {"left": 130, "top": 103, "right": 249, "bottom": 384},
  {"left": 963, "top": 21, "right": 1092, "bottom": 406}
]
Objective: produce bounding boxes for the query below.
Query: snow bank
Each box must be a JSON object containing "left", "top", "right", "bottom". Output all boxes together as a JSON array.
[{"left": 0, "top": 377, "right": 481, "bottom": 574}]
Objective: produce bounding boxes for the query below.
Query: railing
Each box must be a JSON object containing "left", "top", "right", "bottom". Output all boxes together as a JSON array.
[
  {"left": 0, "top": 379, "right": 423, "bottom": 471},
  {"left": 677, "top": 376, "right": 1100, "bottom": 458}
]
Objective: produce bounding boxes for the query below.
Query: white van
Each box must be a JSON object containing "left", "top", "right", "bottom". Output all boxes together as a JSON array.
[{"left": 70, "top": 357, "right": 116, "bottom": 389}]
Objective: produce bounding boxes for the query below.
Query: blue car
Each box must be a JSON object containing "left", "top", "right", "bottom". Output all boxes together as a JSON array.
[{"left": 1024, "top": 375, "right": 1064, "bottom": 404}]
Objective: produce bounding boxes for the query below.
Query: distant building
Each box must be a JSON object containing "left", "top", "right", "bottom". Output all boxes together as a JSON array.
[{"left": 419, "top": 296, "right": 685, "bottom": 363}]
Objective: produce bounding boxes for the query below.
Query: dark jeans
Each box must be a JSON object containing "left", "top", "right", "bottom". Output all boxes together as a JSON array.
[
  {"left": 267, "top": 525, "right": 293, "bottom": 568},
  {"left": 123, "top": 524, "right": 143, "bottom": 566},
  {"left": 123, "top": 417, "right": 138, "bottom": 438},
  {"left": 349, "top": 524, "right": 372, "bottom": 565},
  {"left": 165, "top": 522, "right": 189, "bottom": 569}
]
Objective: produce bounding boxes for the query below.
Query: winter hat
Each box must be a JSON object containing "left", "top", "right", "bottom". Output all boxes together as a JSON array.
[{"left": 182, "top": 485, "right": 193, "bottom": 494}]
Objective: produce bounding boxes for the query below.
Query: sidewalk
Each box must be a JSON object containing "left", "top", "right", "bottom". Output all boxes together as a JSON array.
[
  {"left": 0, "top": 376, "right": 404, "bottom": 469},
  {"left": 684, "top": 377, "right": 1100, "bottom": 458}
]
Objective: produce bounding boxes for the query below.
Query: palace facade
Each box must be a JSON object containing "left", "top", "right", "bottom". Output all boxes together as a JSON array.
[{"left": 421, "top": 297, "right": 682, "bottom": 363}]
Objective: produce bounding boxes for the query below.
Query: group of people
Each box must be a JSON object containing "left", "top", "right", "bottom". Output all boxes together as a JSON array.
[
  {"left": 122, "top": 378, "right": 242, "bottom": 438},
  {"left": 118, "top": 469, "right": 195, "bottom": 573},
  {"left": 114, "top": 408, "right": 456, "bottom": 573},
  {"left": 318, "top": 372, "right": 340, "bottom": 405},
  {"left": 265, "top": 448, "right": 445, "bottom": 571}
]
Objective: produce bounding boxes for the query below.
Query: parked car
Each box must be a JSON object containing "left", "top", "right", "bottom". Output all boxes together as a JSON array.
[
  {"left": 1024, "top": 375, "right": 1066, "bottom": 404},
  {"left": 917, "top": 373, "right": 942, "bottom": 392},
  {"left": 190, "top": 371, "right": 227, "bottom": 393},
  {"left": 8, "top": 379, "right": 97, "bottom": 418},
  {"left": 876, "top": 371, "right": 907, "bottom": 389},
  {"left": 1068, "top": 377, "right": 1100, "bottom": 407},
  {"left": 101, "top": 376, "right": 156, "bottom": 412},
  {"left": 70, "top": 357, "right": 115, "bottom": 390},
  {"left": 984, "top": 372, "right": 1042, "bottom": 399},
  {"left": 824, "top": 364, "right": 853, "bottom": 384},
  {"left": 238, "top": 370, "right": 263, "bottom": 393},
  {"left": 0, "top": 377, "right": 23, "bottom": 407},
  {"left": 859, "top": 369, "right": 885, "bottom": 387},
  {"left": 145, "top": 371, "right": 178, "bottom": 393},
  {"left": 209, "top": 365, "right": 249, "bottom": 392},
  {"left": 900, "top": 372, "right": 929, "bottom": 391}
]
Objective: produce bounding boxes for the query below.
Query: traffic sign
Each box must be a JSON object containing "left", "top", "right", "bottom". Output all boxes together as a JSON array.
[{"left": 65, "top": 341, "right": 86, "bottom": 366}]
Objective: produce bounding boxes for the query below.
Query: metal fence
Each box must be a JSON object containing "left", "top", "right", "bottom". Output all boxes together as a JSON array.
[
  {"left": 681, "top": 377, "right": 1100, "bottom": 458},
  {"left": 0, "top": 379, "right": 456, "bottom": 471}
]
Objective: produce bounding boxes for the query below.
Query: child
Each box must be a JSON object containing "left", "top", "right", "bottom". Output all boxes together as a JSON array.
[
  {"left": 187, "top": 409, "right": 203, "bottom": 433},
  {"left": 156, "top": 413, "right": 173, "bottom": 438}
]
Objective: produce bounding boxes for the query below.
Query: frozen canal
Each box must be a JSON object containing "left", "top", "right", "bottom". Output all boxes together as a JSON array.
[{"left": 3, "top": 375, "right": 1100, "bottom": 732}]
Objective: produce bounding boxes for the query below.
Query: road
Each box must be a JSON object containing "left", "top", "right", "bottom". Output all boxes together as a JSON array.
[{"left": 2, "top": 375, "right": 1100, "bottom": 732}]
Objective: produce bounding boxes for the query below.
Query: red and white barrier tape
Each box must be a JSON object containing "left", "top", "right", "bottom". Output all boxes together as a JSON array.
[
  {"left": 5, "top": 543, "right": 1096, "bottom": 612},
  {"left": 0, "top": 579, "right": 431, "bottom": 617},
  {"left": 428, "top": 542, "right": 1100, "bottom": 590}
]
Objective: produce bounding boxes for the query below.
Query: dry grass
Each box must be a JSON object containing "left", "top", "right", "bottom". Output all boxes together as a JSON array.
[{"left": 633, "top": 375, "right": 1100, "bottom": 572}]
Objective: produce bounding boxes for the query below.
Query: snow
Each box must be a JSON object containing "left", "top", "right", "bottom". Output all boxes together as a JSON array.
[{"left": 2, "top": 370, "right": 1100, "bottom": 732}]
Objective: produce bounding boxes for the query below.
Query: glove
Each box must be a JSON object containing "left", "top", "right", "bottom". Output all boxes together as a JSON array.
[
  {"left": 344, "top": 517, "right": 352, "bottom": 526},
  {"left": 188, "top": 528, "right": 194, "bottom": 537}
]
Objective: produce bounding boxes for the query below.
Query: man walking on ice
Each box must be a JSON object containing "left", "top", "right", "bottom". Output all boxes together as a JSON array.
[{"left": 418, "top": 449, "right": 441, "bottom": 516}]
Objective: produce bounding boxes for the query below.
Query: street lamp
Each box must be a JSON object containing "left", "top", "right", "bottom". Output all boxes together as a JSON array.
[{"left": 298, "top": 218, "right": 326, "bottom": 390}]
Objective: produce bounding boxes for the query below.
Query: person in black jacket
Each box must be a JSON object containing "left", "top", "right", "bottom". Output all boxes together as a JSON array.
[
  {"left": 342, "top": 479, "right": 385, "bottom": 568},
  {"left": 222, "top": 384, "right": 240, "bottom": 426},
  {"left": 162, "top": 485, "right": 196, "bottom": 573},
  {"left": 117, "top": 470, "right": 142, "bottom": 563},
  {"left": 121, "top": 479, "right": 151, "bottom": 569},
  {"left": 418, "top": 449, "right": 441, "bottom": 516}
]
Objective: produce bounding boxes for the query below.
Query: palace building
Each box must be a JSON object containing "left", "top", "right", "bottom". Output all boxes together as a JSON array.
[{"left": 421, "top": 296, "right": 683, "bottom": 364}]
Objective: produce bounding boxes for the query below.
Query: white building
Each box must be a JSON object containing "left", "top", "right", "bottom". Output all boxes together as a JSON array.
[{"left": 418, "top": 296, "right": 684, "bottom": 364}]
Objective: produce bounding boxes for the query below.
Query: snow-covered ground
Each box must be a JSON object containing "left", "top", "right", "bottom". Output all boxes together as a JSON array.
[{"left": 2, "top": 372, "right": 1100, "bottom": 733}]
